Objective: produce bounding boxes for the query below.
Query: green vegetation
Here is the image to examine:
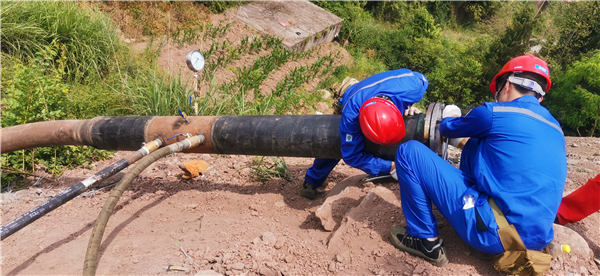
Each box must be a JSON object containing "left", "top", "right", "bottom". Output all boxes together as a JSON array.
[
  {"left": 250, "top": 156, "right": 293, "bottom": 183},
  {"left": 544, "top": 50, "right": 600, "bottom": 137},
  {"left": 0, "top": 1, "right": 123, "bottom": 82},
  {"left": 314, "top": 1, "right": 599, "bottom": 136}
]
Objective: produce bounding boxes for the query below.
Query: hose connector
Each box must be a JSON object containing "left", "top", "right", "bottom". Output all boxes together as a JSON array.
[
  {"left": 168, "top": 135, "right": 205, "bottom": 153},
  {"left": 140, "top": 138, "right": 163, "bottom": 155}
]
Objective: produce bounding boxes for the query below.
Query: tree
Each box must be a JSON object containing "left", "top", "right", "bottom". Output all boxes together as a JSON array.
[
  {"left": 544, "top": 50, "right": 600, "bottom": 137},
  {"left": 541, "top": 1, "right": 600, "bottom": 70}
]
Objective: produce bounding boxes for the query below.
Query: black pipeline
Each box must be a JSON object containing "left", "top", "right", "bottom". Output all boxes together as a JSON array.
[
  {"left": 0, "top": 139, "right": 163, "bottom": 240},
  {"left": 0, "top": 103, "right": 448, "bottom": 161}
]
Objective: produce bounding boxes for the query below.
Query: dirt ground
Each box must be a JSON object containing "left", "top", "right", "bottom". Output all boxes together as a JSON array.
[
  {"left": 1, "top": 136, "right": 599, "bottom": 276},
  {"left": 2, "top": 5, "right": 600, "bottom": 276}
]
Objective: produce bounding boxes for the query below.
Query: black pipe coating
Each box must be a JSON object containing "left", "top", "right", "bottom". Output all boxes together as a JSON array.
[
  {"left": 211, "top": 114, "right": 426, "bottom": 160},
  {"left": 88, "top": 116, "right": 151, "bottom": 151}
]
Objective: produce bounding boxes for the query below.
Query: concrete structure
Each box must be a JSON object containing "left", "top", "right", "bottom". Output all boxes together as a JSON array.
[{"left": 225, "top": 1, "right": 343, "bottom": 53}]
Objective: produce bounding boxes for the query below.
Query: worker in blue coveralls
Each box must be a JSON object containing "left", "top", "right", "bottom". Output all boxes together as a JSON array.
[
  {"left": 388, "top": 54, "right": 567, "bottom": 267},
  {"left": 301, "top": 68, "right": 428, "bottom": 200}
]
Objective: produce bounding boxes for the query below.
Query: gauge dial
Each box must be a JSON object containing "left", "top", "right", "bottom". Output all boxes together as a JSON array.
[{"left": 186, "top": 50, "right": 205, "bottom": 72}]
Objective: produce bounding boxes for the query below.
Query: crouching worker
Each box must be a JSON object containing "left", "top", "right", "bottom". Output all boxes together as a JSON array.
[
  {"left": 301, "top": 68, "right": 428, "bottom": 200},
  {"left": 389, "top": 54, "right": 567, "bottom": 272}
]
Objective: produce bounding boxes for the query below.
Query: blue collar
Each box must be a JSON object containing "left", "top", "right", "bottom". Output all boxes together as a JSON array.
[{"left": 511, "top": 95, "right": 539, "bottom": 104}]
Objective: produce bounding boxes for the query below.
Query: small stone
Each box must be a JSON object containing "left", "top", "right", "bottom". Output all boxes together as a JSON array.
[
  {"left": 222, "top": 253, "right": 232, "bottom": 263},
  {"left": 571, "top": 143, "right": 579, "bottom": 148},
  {"left": 335, "top": 251, "right": 350, "bottom": 263},
  {"left": 274, "top": 201, "right": 285, "bottom": 208},
  {"left": 274, "top": 238, "right": 285, "bottom": 249},
  {"left": 413, "top": 264, "right": 427, "bottom": 274},
  {"left": 124, "top": 38, "right": 131, "bottom": 43},
  {"left": 579, "top": 266, "right": 589, "bottom": 275},
  {"left": 232, "top": 262, "right": 245, "bottom": 270},
  {"left": 36, "top": 189, "right": 43, "bottom": 195},
  {"left": 567, "top": 159, "right": 580, "bottom": 165},
  {"left": 328, "top": 262, "right": 336, "bottom": 272},
  {"left": 259, "top": 267, "right": 275, "bottom": 276},
  {"left": 252, "top": 237, "right": 261, "bottom": 244},
  {"left": 261, "top": 232, "right": 277, "bottom": 247},
  {"left": 319, "top": 89, "right": 332, "bottom": 99},
  {"left": 200, "top": 154, "right": 212, "bottom": 160},
  {"left": 284, "top": 255, "right": 294, "bottom": 263},
  {"left": 593, "top": 152, "right": 600, "bottom": 157},
  {"left": 377, "top": 269, "right": 385, "bottom": 276},
  {"left": 225, "top": 271, "right": 233, "bottom": 276}
]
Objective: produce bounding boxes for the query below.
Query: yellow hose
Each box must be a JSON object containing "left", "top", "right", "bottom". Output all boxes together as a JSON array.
[{"left": 82, "top": 135, "right": 204, "bottom": 276}]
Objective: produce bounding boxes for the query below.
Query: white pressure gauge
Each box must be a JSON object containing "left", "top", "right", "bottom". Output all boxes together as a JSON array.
[{"left": 186, "top": 50, "right": 205, "bottom": 72}]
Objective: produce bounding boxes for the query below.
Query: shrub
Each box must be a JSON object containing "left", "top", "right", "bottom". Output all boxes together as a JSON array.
[{"left": 544, "top": 50, "right": 600, "bottom": 137}]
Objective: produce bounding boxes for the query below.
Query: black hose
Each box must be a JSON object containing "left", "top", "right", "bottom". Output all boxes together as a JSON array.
[
  {"left": 82, "top": 135, "right": 204, "bottom": 276},
  {"left": 0, "top": 139, "right": 163, "bottom": 241}
]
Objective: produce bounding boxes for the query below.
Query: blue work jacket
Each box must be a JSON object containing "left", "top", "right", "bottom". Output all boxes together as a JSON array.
[
  {"left": 440, "top": 96, "right": 567, "bottom": 250},
  {"left": 339, "top": 69, "right": 428, "bottom": 176}
]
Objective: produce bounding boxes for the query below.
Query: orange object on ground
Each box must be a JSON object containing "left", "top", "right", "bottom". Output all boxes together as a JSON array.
[
  {"left": 556, "top": 173, "right": 600, "bottom": 225},
  {"left": 180, "top": 160, "right": 209, "bottom": 179}
]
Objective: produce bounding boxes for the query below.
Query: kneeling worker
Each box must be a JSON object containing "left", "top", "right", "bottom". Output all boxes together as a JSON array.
[
  {"left": 389, "top": 54, "right": 566, "bottom": 269},
  {"left": 301, "top": 68, "right": 428, "bottom": 199}
]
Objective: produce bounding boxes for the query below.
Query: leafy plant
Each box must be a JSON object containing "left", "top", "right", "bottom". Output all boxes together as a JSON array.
[
  {"left": 1, "top": 41, "right": 112, "bottom": 184},
  {"left": 544, "top": 50, "right": 600, "bottom": 137}
]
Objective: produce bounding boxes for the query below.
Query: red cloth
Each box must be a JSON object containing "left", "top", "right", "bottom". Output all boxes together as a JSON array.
[{"left": 556, "top": 173, "right": 600, "bottom": 225}]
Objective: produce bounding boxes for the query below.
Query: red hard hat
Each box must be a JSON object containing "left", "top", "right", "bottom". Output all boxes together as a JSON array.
[
  {"left": 489, "top": 54, "right": 551, "bottom": 94},
  {"left": 359, "top": 97, "right": 405, "bottom": 145}
]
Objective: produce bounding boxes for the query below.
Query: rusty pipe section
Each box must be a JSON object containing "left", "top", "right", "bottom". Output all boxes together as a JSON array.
[{"left": 1, "top": 103, "right": 447, "bottom": 161}]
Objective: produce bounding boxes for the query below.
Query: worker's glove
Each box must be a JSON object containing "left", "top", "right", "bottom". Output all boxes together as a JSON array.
[
  {"left": 448, "top": 137, "right": 469, "bottom": 149},
  {"left": 404, "top": 105, "right": 422, "bottom": 116},
  {"left": 390, "top": 168, "right": 398, "bottom": 181},
  {"left": 180, "top": 160, "right": 209, "bottom": 179},
  {"left": 442, "top": 104, "right": 461, "bottom": 118}
]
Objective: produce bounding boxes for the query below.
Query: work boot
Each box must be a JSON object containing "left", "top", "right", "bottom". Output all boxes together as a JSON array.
[
  {"left": 389, "top": 225, "right": 448, "bottom": 267},
  {"left": 301, "top": 181, "right": 318, "bottom": 200}
]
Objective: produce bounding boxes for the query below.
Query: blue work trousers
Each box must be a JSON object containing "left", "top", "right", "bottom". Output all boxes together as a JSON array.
[
  {"left": 304, "top": 158, "right": 340, "bottom": 187},
  {"left": 394, "top": 141, "right": 504, "bottom": 254}
]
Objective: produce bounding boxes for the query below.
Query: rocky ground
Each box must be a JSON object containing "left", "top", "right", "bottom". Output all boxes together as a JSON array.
[{"left": 1, "top": 136, "right": 599, "bottom": 276}]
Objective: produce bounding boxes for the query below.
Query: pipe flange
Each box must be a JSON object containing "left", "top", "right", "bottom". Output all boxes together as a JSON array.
[{"left": 424, "top": 103, "right": 449, "bottom": 161}]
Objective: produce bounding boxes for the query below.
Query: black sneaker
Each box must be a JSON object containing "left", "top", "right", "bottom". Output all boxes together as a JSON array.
[
  {"left": 389, "top": 225, "right": 448, "bottom": 267},
  {"left": 301, "top": 181, "right": 318, "bottom": 200}
]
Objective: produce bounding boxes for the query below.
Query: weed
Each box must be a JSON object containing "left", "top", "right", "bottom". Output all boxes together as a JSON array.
[{"left": 250, "top": 156, "right": 293, "bottom": 183}]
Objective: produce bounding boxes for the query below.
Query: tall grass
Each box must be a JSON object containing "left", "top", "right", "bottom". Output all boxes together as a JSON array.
[{"left": 1, "top": 1, "right": 123, "bottom": 82}]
